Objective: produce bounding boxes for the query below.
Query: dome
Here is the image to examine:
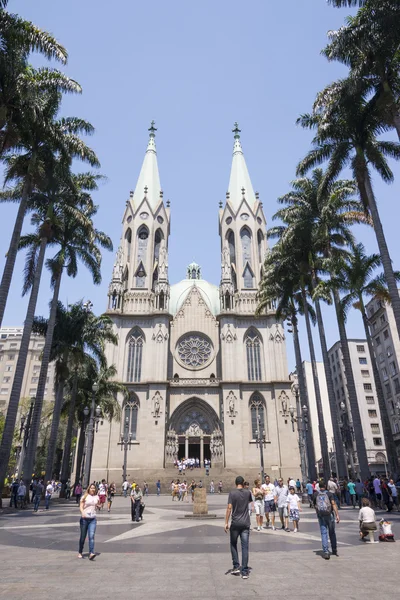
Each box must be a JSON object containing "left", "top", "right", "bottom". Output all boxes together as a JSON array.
[{"left": 169, "top": 278, "right": 220, "bottom": 316}]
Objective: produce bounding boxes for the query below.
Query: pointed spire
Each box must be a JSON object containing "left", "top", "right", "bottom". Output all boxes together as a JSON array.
[
  {"left": 131, "top": 121, "right": 162, "bottom": 211},
  {"left": 227, "top": 123, "right": 256, "bottom": 211}
]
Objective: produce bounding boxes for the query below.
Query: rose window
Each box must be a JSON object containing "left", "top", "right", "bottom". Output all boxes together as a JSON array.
[{"left": 177, "top": 335, "right": 212, "bottom": 368}]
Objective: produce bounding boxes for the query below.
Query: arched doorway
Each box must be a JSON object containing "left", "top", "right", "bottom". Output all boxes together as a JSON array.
[{"left": 166, "top": 397, "right": 223, "bottom": 467}]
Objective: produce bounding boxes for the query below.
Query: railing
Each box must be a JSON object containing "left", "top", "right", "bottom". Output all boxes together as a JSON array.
[{"left": 169, "top": 378, "right": 220, "bottom": 386}]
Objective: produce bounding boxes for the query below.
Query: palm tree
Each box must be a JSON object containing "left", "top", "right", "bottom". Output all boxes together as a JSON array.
[
  {"left": 323, "top": 3, "right": 400, "bottom": 139},
  {"left": 297, "top": 80, "right": 400, "bottom": 346},
  {"left": 0, "top": 152, "right": 100, "bottom": 508},
  {"left": 0, "top": 1, "right": 67, "bottom": 63},
  {"left": 21, "top": 178, "right": 112, "bottom": 491},
  {"left": 257, "top": 251, "right": 318, "bottom": 480},
  {"left": 334, "top": 244, "right": 400, "bottom": 475},
  {"left": 0, "top": 88, "right": 96, "bottom": 329}
]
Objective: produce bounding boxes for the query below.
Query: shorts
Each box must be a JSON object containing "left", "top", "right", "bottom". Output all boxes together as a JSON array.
[
  {"left": 278, "top": 506, "right": 288, "bottom": 519},
  {"left": 99, "top": 494, "right": 106, "bottom": 504},
  {"left": 254, "top": 500, "right": 264, "bottom": 515},
  {"left": 264, "top": 499, "right": 276, "bottom": 513},
  {"left": 289, "top": 508, "right": 299, "bottom": 522}
]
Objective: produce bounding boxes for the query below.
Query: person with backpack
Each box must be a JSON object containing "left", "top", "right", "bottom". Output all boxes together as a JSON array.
[{"left": 313, "top": 479, "right": 340, "bottom": 560}]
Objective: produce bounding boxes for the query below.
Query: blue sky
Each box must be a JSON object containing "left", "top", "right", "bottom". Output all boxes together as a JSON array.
[{"left": 1, "top": 0, "right": 399, "bottom": 370}]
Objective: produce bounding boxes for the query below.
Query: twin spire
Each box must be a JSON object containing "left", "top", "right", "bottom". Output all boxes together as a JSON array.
[{"left": 130, "top": 121, "right": 257, "bottom": 212}]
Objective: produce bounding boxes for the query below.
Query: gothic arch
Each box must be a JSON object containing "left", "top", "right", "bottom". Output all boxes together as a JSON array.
[
  {"left": 249, "top": 392, "right": 268, "bottom": 440},
  {"left": 122, "top": 393, "right": 140, "bottom": 440},
  {"left": 168, "top": 397, "right": 221, "bottom": 435},
  {"left": 257, "top": 229, "right": 264, "bottom": 263},
  {"left": 126, "top": 327, "right": 145, "bottom": 382},
  {"left": 124, "top": 228, "right": 132, "bottom": 262},
  {"left": 244, "top": 327, "right": 263, "bottom": 381}
]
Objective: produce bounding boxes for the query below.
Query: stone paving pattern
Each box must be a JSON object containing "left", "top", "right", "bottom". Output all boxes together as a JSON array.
[{"left": 0, "top": 494, "right": 399, "bottom": 598}]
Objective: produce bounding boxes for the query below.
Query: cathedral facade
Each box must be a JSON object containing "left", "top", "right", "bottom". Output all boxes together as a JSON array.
[{"left": 89, "top": 123, "right": 301, "bottom": 483}]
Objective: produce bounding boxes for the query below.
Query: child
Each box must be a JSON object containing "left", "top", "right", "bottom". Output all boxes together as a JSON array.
[{"left": 287, "top": 486, "right": 301, "bottom": 532}]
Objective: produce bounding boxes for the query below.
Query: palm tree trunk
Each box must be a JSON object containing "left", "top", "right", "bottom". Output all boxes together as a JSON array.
[
  {"left": 313, "top": 293, "right": 348, "bottom": 479},
  {"left": 44, "top": 379, "right": 65, "bottom": 482},
  {"left": 74, "top": 420, "right": 86, "bottom": 488},
  {"left": 361, "top": 168, "right": 400, "bottom": 342},
  {"left": 22, "top": 268, "right": 63, "bottom": 490},
  {"left": 292, "top": 314, "right": 317, "bottom": 480},
  {"left": 301, "top": 287, "right": 331, "bottom": 481},
  {"left": 0, "top": 236, "right": 47, "bottom": 506},
  {"left": 333, "top": 289, "right": 370, "bottom": 480},
  {"left": 361, "top": 303, "right": 399, "bottom": 477},
  {"left": 59, "top": 372, "right": 78, "bottom": 497},
  {"left": 0, "top": 180, "right": 30, "bottom": 328}
]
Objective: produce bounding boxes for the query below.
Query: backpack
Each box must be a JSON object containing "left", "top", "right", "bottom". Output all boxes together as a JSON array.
[{"left": 315, "top": 491, "right": 332, "bottom": 517}]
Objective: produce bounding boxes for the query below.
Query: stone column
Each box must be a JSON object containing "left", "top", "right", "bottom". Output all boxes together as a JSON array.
[
  {"left": 185, "top": 435, "right": 189, "bottom": 459},
  {"left": 200, "top": 435, "right": 204, "bottom": 466}
]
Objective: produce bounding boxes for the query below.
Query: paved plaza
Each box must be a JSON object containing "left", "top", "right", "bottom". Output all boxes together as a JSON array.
[{"left": 0, "top": 493, "right": 399, "bottom": 598}]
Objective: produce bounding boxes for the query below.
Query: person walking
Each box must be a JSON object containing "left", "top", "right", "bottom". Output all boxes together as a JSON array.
[
  {"left": 218, "top": 480, "right": 223, "bottom": 494},
  {"left": 348, "top": 480, "right": 357, "bottom": 508},
  {"left": 107, "top": 482, "right": 116, "bottom": 512},
  {"left": 97, "top": 479, "right": 107, "bottom": 510},
  {"left": 65, "top": 480, "right": 71, "bottom": 500},
  {"left": 306, "top": 481, "right": 314, "bottom": 508},
  {"left": 381, "top": 478, "right": 393, "bottom": 512},
  {"left": 78, "top": 483, "right": 100, "bottom": 559},
  {"left": 45, "top": 481, "right": 54, "bottom": 510},
  {"left": 156, "top": 479, "right": 161, "bottom": 496},
  {"left": 122, "top": 479, "right": 129, "bottom": 498},
  {"left": 210, "top": 480, "right": 215, "bottom": 494},
  {"left": 252, "top": 479, "right": 264, "bottom": 532},
  {"left": 17, "top": 480, "right": 26, "bottom": 509},
  {"left": 373, "top": 476, "right": 382, "bottom": 508},
  {"left": 388, "top": 478, "right": 399, "bottom": 511},
  {"left": 131, "top": 484, "right": 143, "bottom": 522},
  {"left": 143, "top": 481, "right": 149, "bottom": 497},
  {"left": 354, "top": 479, "right": 365, "bottom": 509},
  {"left": 287, "top": 486, "right": 301, "bottom": 532},
  {"left": 261, "top": 475, "right": 276, "bottom": 530},
  {"left": 33, "top": 480, "right": 44, "bottom": 512},
  {"left": 75, "top": 482, "right": 83, "bottom": 504},
  {"left": 358, "top": 497, "right": 377, "bottom": 541},
  {"left": 313, "top": 479, "right": 340, "bottom": 560},
  {"left": 275, "top": 478, "right": 290, "bottom": 532},
  {"left": 9, "top": 479, "right": 19, "bottom": 508},
  {"left": 225, "top": 476, "right": 252, "bottom": 580}
]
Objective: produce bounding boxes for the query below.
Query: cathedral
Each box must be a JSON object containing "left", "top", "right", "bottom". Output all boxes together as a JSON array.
[{"left": 89, "top": 123, "right": 301, "bottom": 484}]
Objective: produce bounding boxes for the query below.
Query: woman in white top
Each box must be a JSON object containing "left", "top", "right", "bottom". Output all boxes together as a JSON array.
[
  {"left": 252, "top": 479, "right": 264, "bottom": 532},
  {"left": 78, "top": 484, "right": 100, "bottom": 559},
  {"left": 359, "top": 497, "right": 377, "bottom": 540}
]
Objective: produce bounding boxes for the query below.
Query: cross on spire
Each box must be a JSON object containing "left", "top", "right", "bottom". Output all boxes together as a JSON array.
[
  {"left": 148, "top": 120, "right": 157, "bottom": 137},
  {"left": 232, "top": 122, "right": 241, "bottom": 138}
]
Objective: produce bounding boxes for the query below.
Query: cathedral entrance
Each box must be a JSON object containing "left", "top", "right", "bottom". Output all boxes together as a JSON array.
[{"left": 166, "top": 397, "right": 223, "bottom": 467}]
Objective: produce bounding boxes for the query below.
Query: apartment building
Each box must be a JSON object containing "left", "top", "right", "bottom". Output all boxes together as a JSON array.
[
  {"left": 328, "top": 339, "right": 387, "bottom": 475},
  {"left": 365, "top": 296, "right": 400, "bottom": 461},
  {"left": 0, "top": 327, "right": 56, "bottom": 414},
  {"left": 302, "top": 360, "right": 334, "bottom": 465}
]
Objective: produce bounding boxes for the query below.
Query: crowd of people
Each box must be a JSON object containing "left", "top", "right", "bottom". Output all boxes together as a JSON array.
[
  {"left": 8, "top": 478, "right": 56, "bottom": 510},
  {"left": 169, "top": 478, "right": 224, "bottom": 500},
  {"left": 173, "top": 458, "right": 212, "bottom": 474},
  {"left": 304, "top": 475, "right": 400, "bottom": 512}
]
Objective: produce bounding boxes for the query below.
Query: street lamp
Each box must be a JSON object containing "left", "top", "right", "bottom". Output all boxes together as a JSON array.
[
  {"left": 291, "top": 383, "right": 308, "bottom": 489},
  {"left": 339, "top": 401, "right": 356, "bottom": 478},
  {"left": 118, "top": 415, "right": 133, "bottom": 483},
  {"left": 82, "top": 383, "right": 101, "bottom": 488},
  {"left": 256, "top": 413, "right": 266, "bottom": 481}
]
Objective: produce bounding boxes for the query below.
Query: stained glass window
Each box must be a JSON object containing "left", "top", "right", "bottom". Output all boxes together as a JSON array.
[
  {"left": 124, "top": 395, "right": 139, "bottom": 440},
  {"left": 177, "top": 335, "right": 212, "bottom": 368},
  {"left": 250, "top": 393, "right": 265, "bottom": 439},
  {"left": 246, "top": 330, "right": 262, "bottom": 381}
]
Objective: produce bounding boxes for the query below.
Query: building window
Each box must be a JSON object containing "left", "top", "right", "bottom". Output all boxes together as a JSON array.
[
  {"left": 394, "top": 379, "right": 400, "bottom": 394},
  {"left": 375, "top": 336, "right": 381, "bottom": 346},
  {"left": 380, "top": 314, "right": 386, "bottom": 324},
  {"left": 2, "top": 377, "right": 10, "bottom": 383},
  {"left": 357, "top": 345, "right": 365, "bottom": 352},
  {"left": 249, "top": 393, "right": 265, "bottom": 440},
  {"left": 126, "top": 328, "right": 144, "bottom": 382},
  {"left": 7, "top": 354, "right": 15, "bottom": 360},
  {"left": 371, "top": 423, "right": 380, "bottom": 434},
  {"left": 5, "top": 365, "right": 12, "bottom": 372},
  {"left": 372, "top": 322, "right": 377, "bottom": 331},
  {"left": 31, "top": 377, "right": 39, "bottom": 383},
  {"left": 0, "top": 388, "right": 8, "bottom": 395},
  {"left": 383, "top": 329, "right": 389, "bottom": 340},
  {"left": 366, "top": 396, "right": 375, "bottom": 405},
  {"left": 124, "top": 395, "right": 139, "bottom": 441},
  {"left": 373, "top": 437, "right": 383, "bottom": 446},
  {"left": 385, "top": 383, "right": 392, "bottom": 398},
  {"left": 10, "top": 343, "right": 17, "bottom": 348},
  {"left": 394, "top": 423, "right": 400, "bottom": 434},
  {"left": 363, "top": 383, "right": 372, "bottom": 391},
  {"left": 389, "top": 361, "right": 397, "bottom": 376},
  {"left": 257, "top": 230, "right": 264, "bottom": 263},
  {"left": 368, "top": 410, "right": 377, "bottom": 418},
  {"left": 359, "top": 357, "right": 367, "bottom": 365},
  {"left": 135, "top": 226, "right": 149, "bottom": 287},
  {"left": 361, "top": 370, "right": 370, "bottom": 377},
  {"left": 245, "top": 329, "right": 262, "bottom": 381},
  {"left": 0, "top": 355, "right": 3, "bottom": 362},
  {"left": 382, "top": 367, "right": 389, "bottom": 381},
  {"left": 387, "top": 346, "right": 393, "bottom": 357},
  {"left": 29, "top": 388, "right": 36, "bottom": 395},
  {"left": 125, "top": 228, "right": 132, "bottom": 262},
  {"left": 379, "top": 352, "right": 385, "bottom": 363}
]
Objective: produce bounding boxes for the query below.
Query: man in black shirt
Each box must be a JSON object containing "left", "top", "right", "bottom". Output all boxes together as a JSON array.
[{"left": 225, "top": 476, "right": 252, "bottom": 579}]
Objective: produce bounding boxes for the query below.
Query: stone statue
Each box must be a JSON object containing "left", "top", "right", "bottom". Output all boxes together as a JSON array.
[
  {"left": 221, "top": 240, "right": 231, "bottom": 281},
  {"left": 280, "top": 391, "right": 288, "bottom": 415},
  {"left": 153, "top": 392, "right": 161, "bottom": 417},
  {"left": 112, "top": 246, "right": 124, "bottom": 280},
  {"left": 228, "top": 392, "right": 236, "bottom": 417}
]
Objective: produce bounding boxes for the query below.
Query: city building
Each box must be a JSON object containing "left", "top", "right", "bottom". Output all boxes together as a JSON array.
[
  {"left": 366, "top": 295, "right": 400, "bottom": 461},
  {"left": 302, "top": 360, "right": 334, "bottom": 469},
  {"left": 0, "top": 327, "right": 56, "bottom": 414},
  {"left": 87, "top": 124, "right": 301, "bottom": 484},
  {"left": 328, "top": 339, "right": 387, "bottom": 475}
]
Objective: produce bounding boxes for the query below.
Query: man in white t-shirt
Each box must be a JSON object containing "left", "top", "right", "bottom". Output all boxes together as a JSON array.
[
  {"left": 288, "top": 478, "right": 296, "bottom": 489},
  {"left": 122, "top": 479, "right": 129, "bottom": 498},
  {"left": 45, "top": 482, "right": 53, "bottom": 510},
  {"left": 261, "top": 475, "right": 276, "bottom": 530}
]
